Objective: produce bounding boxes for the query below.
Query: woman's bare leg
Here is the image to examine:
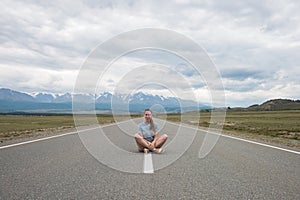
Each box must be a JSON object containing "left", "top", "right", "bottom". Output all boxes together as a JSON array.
[
  {"left": 134, "top": 134, "right": 151, "bottom": 151},
  {"left": 155, "top": 134, "right": 168, "bottom": 148},
  {"left": 135, "top": 133, "right": 168, "bottom": 152}
]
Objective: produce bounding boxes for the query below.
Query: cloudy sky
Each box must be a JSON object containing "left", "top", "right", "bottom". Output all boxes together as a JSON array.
[{"left": 0, "top": 0, "right": 299, "bottom": 107}]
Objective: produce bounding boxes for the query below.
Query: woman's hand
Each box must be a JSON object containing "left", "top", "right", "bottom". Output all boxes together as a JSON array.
[
  {"left": 148, "top": 142, "right": 155, "bottom": 150},
  {"left": 150, "top": 141, "right": 156, "bottom": 148}
]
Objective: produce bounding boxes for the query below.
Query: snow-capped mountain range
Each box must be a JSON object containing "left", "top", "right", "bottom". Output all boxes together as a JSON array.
[{"left": 0, "top": 88, "right": 210, "bottom": 112}]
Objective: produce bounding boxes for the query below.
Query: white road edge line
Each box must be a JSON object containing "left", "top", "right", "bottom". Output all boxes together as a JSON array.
[
  {"left": 164, "top": 120, "right": 300, "bottom": 155},
  {"left": 0, "top": 121, "right": 130, "bottom": 150},
  {"left": 0, "top": 126, "right": 99, "bottom": 150},
  {"left": 143, "top": 153, "right": 154, "bottom": 174},
  {"left": 221, "top": 134, "right": 300, "bottom": 155}
]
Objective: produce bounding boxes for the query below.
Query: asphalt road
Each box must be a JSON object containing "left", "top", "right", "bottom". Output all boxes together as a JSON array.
[{"left": 1, "top": 119, "right": 299, "bottom": 199}]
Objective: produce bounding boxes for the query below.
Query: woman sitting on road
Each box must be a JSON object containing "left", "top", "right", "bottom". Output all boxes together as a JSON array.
[{"left": 134, "top": 109, "right": 168, "bottom": 153}]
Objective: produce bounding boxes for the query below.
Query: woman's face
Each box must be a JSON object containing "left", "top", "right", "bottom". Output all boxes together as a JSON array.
[{"left": 144, "top": 110, "right": 152, "bottom": 123}]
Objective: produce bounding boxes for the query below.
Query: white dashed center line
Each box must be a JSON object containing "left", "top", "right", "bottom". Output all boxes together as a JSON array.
[{"left": 143, "top": 153, "right": 154, "bottom": 173}]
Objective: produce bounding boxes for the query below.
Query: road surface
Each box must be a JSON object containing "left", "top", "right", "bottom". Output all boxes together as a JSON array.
[{"left": 1, "top": 119, "right": 299, "bottom": 199}]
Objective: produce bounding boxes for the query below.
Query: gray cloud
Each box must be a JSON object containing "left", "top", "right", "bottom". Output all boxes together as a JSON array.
[
  {"left": 0, "top": 0, "right": 299, "bottom": 106},
  {"left": 221, "top": 68, "right": 268, "bottom": 81}
]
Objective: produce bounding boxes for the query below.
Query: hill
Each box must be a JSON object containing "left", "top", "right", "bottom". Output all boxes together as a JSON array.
[{"left": 241, "top": 99, "right": 300, "bottom": 111}]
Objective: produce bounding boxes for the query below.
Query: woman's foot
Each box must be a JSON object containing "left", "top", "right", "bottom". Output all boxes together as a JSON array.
[
  {"left": 144, "top": 148, "right": 149, "bottom": 154},
  {"left": 153, "top": 148, "right": 163, "bottom": 154}
]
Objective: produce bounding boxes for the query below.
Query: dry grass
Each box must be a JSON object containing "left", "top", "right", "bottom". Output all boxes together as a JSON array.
[
  {"left": 162, "top": 110, "right": 300, "bottom": 148},
  {"left": 0, "top": 114, "right": 140, "bottom": 142},
  {"left": 1, "top": 111, "right": 299, "bottom": 149}
]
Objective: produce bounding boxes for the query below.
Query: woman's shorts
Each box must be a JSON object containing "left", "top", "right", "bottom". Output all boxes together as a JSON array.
[{"left": 144, "top": 136, "right": 154, "bottom": 142}]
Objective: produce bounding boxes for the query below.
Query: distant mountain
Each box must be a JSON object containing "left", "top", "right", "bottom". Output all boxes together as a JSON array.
[
  {"left": 2, "top": 88, "right": 298, "bottom": 113},
  {"left": 96, "top": 92, "right": 113, "bottom": 104},
  {"left": 0, "top": 88, "right": 209, "bottom": 113},
  {"left": 32, "top": 93, "right": 55, "bottom": 103},
  {"left": 246, "top": 99, "right": 300, "bottom": 111},
  {"left": 0, "top": 88, "right": 35, "bottom": 102},
  {"left": 32, "top": 92, "right": 73, "bottom": 103},
  {"left": 128, "top": 92, "right": 180, "bottom": 107},
  {"left": 54, "top": 93, "right": 72, "bottom": 103},
  {"left": 95, "top": 91, "right": 204, "bottom": 113},
  {"left": 0, "top": 88, "right": 71, "bottom": 112}
]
